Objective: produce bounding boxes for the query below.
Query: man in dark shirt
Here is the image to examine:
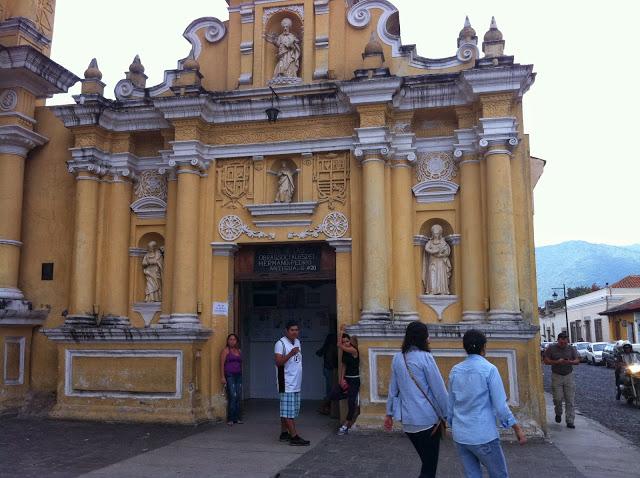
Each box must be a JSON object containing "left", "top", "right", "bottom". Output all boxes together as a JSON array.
[{"left": 544, "top": 332, "right": 580, "bottom": 428}]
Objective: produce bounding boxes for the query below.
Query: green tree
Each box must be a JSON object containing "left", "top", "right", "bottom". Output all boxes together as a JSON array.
[{"left": 567, "top": 284, "right": 599, "bottom": 299}]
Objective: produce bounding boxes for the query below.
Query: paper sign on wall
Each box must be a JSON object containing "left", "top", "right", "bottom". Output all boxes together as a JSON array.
[{"left": 213, "top": 302, "right": 229, "bottom": 316}]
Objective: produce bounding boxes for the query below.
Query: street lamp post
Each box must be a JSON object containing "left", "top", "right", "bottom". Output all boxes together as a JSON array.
[{"left": 552, "top": 284, "right": 571, "bottom": 342}]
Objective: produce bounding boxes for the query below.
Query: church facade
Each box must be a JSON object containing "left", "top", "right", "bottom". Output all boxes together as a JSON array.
[{"left": 0, "top": 0, "right": 546, "bottom": 433}]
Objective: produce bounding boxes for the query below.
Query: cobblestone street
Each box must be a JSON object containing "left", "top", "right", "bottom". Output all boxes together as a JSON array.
[{"left": 543, "top": 364, "right": 640, "bottom": 446}]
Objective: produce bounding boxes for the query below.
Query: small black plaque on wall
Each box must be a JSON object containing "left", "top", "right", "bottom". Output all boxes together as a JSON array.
[{"left": 41, "top": 263, "right": 54, "bottom": 281}]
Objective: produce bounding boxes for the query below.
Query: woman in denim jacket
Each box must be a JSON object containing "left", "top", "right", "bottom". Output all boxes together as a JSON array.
[
  {"left": 384, "top": 322, "right": 449, "bottom": 478},
  {"left": 447, "top": 330, "right": 526, "bottom": 478}
]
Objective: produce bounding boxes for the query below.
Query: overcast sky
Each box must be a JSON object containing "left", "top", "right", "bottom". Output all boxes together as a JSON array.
[{"left": 49, "top": 1, "right": 639, "bottom": 247}]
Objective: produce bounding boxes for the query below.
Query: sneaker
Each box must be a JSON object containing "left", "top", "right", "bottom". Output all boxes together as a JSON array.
[
  {"left": 567, "top": 423, "right": 575, "bottom": 429},
  {"left": 279, "top": 431, "right": 291, "bottom": 442},
  {"left": 289, "top": 435, "right": 311, "bottom": 446},
  {"left": 337, "top": 425, "right": 349, "bottom": 436},
  {"left": 555, "top": 415, "right": 561, "bottom": 423}
]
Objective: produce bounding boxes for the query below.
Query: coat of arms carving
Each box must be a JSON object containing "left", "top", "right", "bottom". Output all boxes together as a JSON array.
[
  {"left": 217, "top": 160, "right": 252, "bottom": 208},
  {"left": 313, "top": 153, "right": 350, "bottom": 209}
]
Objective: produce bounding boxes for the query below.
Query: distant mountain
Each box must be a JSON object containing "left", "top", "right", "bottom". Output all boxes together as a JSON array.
[{"left": 535, "top": 241, "right": 640, "bottom": 305}]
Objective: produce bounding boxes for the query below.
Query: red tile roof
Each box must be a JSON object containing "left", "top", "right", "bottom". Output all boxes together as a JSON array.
[
  {"left": 600, "top": 297, "right": 640, "bottom": 315},
  {"left": 610, "top": 275, "right": 640, "bottom": 289}
]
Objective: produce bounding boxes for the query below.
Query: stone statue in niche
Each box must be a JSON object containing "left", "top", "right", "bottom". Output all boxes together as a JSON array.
[
  {"left": 142, "top": 241, "right": 163, "bottom": 302},
  {"left": 265, "top": 17, "right": 301, "bottom": 79},
  {"left": 274, "top": 163, "right": 296, "bottom": 203},
  {"left": 422, "top": 224, "right": 452, "bottom": 295}
]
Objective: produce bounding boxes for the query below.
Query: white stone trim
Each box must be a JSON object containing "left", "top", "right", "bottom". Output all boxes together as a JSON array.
[
  {"left": 412, "top": 180, "right": 459, "bottom": 204},
  {"left": 314, "top": 0, "right": 330, "bottom": 15},
  {"left": 0, "top": 238, "right": 22, "bottom": 248},
  {"left": 0, "top": 124, "right": 48, "bottom": 157},
  {"left": 129, "top": 247, "right": 146, "bottom": 257},
  {"left": 415, "top": 136, "right": 455, "bottom": 153},
  {"left": 0, "top": 287, "right": 24, "bottom": 300},
  {"left": 240, "top": 41, "right": 254, "bottom": 55},
  {"left": 210, "top": 242, "right": 240, "bottom": 257},
  {"left": 132, "top": 302, "right": 162, "bottom": 328},
  {"left": 64, "top": 349, "right": 183, "bottom": 399},
  {"left": 419, "top": 295, "right": 459, "bottom": 321},
  {"left": 245, "top": 202, "right": 318, "bottom": 217},
  {"left": 254, "top": 219, "right": 312, "bottom": 228},
  {"left": 3, "top": 336, "right": 25, "bottom": 385},
  {"left": 368, "top": 347, "right": 519, "bottom": 406},
  {"left": 327, "top": 237, "right": 352, "bottom": 253},
  {"left": 183, "top": 17, "right": 227, "bottom": 60},
  {"left": 0, "top": 111, "right": 36, "bottom": 125},
  {"left": 130, "top": 197, "right": 167, "bottom": 219}
]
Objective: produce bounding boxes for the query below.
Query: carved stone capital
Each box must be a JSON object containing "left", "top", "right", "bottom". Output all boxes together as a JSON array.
[
  {"left": 327, "top": 238, "right": 352, "bottom": 253},
  {"left": 353, "top": 126, "right": 391, "bottom": 161},
  {"left": 453, "top": 128, "right": 478, "bottom": 159},
  {"left": 477, "top": 117, "right": 519, "bottom": 152},
  {"left": 167, "top": 140, "right": 212, "bottom": 173},
  {"left": 0, "top": 125, "right": 48, "bottom": 157}
]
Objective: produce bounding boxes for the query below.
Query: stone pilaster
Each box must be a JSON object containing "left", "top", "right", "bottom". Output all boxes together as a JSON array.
[
  {"left": 478, "top": 114, "right": 522, "bottom": 321},
  {"left": 354, "top": 126, "right": 391, "bottom": 322},
  {"left": 455, "top": 126, "right": 487, "bottom": 322},
  {"left": 101, "top": 171, "right": 134, "bottom": 327},
  {"left": 167, "top": 141, "right": 210, "bottom": 329},
  {"left": 389, "top": 132, "right": 419, "bottom": 322},
  {"left": 0, "top": 126, "right": 47, "bottom": 301},
  {"left": 328, "top": 238, "right": 354, "bottom": 327}
]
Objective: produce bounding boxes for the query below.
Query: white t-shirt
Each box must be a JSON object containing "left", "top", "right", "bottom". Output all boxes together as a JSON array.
[{"left": 274, "top": 337, "right": 302, "bottom": 393}]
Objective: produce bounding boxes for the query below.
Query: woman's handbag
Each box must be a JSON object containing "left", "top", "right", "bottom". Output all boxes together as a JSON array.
[{"left": 402, "top": 354, "right": 447, "bottom": 439}]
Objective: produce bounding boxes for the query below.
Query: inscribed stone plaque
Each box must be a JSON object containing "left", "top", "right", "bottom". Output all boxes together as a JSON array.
[{"left": 254, "top": 245, "right": 321, "bottom": 274}]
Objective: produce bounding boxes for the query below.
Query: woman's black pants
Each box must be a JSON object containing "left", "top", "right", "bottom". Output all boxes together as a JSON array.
[{"left": 406, "top": 427, "right": 440, "bottom": 478}]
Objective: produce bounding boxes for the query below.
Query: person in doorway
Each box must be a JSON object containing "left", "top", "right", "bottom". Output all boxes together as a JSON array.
[
  {"left": 543, "top": 332, "right": 580, "bottom": 428},
  {"left": 220, "top": 334, "right": 243, "bottom": 426},
  {"left": 384, "top": 321, "right": 449, "bottom": 478},
  {"left": 316, "top": 332, "right": 338, "bottom": 415},
  {"left": 448, "top": 329, "right": 527, "bottom": 478},
  {"left": 274, "top": 320, "right": 310, "bottom": 446},
  {"left": 326, "top": 325, "right": 360, "bottom": 435},
  {"left": 615, "top": 342, "right": 638, "bottom": 400}
]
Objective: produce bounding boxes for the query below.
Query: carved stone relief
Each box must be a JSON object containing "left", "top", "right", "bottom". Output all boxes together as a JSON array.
[
  {"left": 313, "top": 153, "right": 350, "bottom": 209},
  {"left": 288, "top": 212, "right": 348, "bottom": 240},
  {"left": 218, "top": 215, "right": 275, "bottom": 241},
  {"left": 35, "top": 0, "right": 55, "bottom": 38},
  {"left": 134, "top": 170, "right": 167, "bottom": 202},
  {"left": 416, "top": 152, "right": 456, "bottom": 183},
  {"left": 217, "top": 159, "right": 252, "bottom": 208},
  {"left": 0, "top": 90, "right": 18, "bottom": 112}
]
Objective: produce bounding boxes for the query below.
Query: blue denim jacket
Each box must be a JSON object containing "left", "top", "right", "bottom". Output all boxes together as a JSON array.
[
  {"left": 447, "top": 354, "right": 517, "bottom": 445},
  {"left": 385, "top": 348, "right": 449, "bottom": 429}
]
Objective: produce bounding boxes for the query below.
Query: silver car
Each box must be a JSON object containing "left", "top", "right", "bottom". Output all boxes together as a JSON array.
[{"left": 573, "top": 342, "right": 590, "bottom": 362}]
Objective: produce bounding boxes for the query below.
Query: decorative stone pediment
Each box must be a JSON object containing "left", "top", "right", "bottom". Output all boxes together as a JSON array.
[
  {"left": 413, "top": 152, "right": 459, "bottom": 203},
  {"left": 130, "top": 197, "right": 167, "bottom": 219},
  {"left": 412, "top": 180, "right": 459, "bottom": 204}
]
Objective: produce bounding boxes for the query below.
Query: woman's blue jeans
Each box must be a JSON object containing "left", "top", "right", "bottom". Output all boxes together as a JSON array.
[
  {"left": 225, "top": 374, "right": 242, "bottom": 422},
  {"left": 455, "top": 439, "right": 509, "bottom": 478}
]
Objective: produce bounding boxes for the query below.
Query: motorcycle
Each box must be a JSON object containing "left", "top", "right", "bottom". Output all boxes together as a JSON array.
[{"left": 619, "top": 352, "right": 640, "bottom": 407}]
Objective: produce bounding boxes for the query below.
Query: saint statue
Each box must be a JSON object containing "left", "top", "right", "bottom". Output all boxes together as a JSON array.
[
  {"left": 142, "top": 241, "right": 163, "bottom": 302},
  {"left": 275, "top": 163, "right": 295, "bottom": 203},
  {"left": 422, "top": 224, "right": 452, "bottom": 295},
  {"left": 265, "top": 17, "right": 301, "bottom": 79}
]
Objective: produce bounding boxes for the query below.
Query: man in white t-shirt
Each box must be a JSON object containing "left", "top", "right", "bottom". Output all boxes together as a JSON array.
[{"left": 274, "top": 320, "right": 310, "bottom": 446}]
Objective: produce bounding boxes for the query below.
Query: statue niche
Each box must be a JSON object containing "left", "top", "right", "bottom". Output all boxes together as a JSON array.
[
  {"left": 142, "top": 240, "right": 164, "bottom": 302},
  {"left": 422, "top": 224, "right": 452, "bottom": 295},
  {"left": 269, "top": 160, "right": 298, "bottom": 204},
  {"left": 265, "top": 15, "right": 303, "bottom": 86}
]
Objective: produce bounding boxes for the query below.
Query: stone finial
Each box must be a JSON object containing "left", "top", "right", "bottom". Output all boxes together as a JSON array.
[
  {"left": 126, "top": 54, "right": 148, "bottom": 88},
  {"left": 362, "top": 32, "right": 385, "bottom": 69},
  {"left": 81, "top": 58, "right": 105, "bottom": 96},
  {"left": 482, "top": 16, "right": 505, "bottom": 58},
  {"left": 457, "top": 16, "right": 477, "bottom": 47},
  {"left": 174, "top": 50, "right": 202, "bottom": 91},
  {"left": 84, "top": 58, "right": 102, "bottom": 80}
]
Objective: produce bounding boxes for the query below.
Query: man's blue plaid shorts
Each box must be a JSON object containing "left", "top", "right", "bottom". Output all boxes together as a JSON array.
[{"left": 279, "top": 392, "right": 301, "bottom": 419}]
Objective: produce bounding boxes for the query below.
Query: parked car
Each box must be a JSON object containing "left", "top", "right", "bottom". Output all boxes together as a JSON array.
[
  {"left": 585, "top": 342, "right": 608, "bottom": 365},
  {"left": 573, "top": 342, "right": 590, "bottom": 362},
  {"left": 603, "top": 344, "right": 620, "bottom": 368}
]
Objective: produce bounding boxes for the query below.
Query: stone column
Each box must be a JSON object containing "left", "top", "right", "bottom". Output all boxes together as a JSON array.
[
  {"left": 67, "top": 168, "right": 102, "bottom": 326},
  {"left": 160, "top": 168, "right": 178, "bottom": 321},
  {"left": 358, "top": 150, "right": 390, "bottom": 321},
  {"left": 169, "top": 164, "right": 202, "bottom": 328},
  {"left": 480, "top": 117, "right": 521, "bottom": 321},
  {"left": 329, "top": 239, "right": 354, "bottom": 328},
  {"left": 455, "top": 129, "right": 486, "bottom": 322},
  {"left": 101, "top": 173, "right": 133, "bottom": 326},
  {"left": 0, "top": 127, "right": 46, "bottom": 301},
  {"left": 390, "top": 159, "right": 419, "bottom": 321}
]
